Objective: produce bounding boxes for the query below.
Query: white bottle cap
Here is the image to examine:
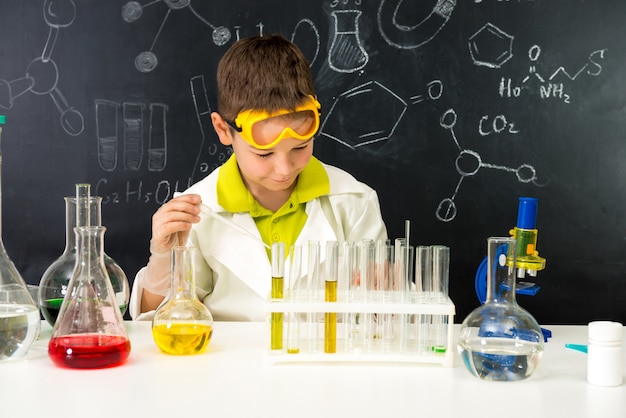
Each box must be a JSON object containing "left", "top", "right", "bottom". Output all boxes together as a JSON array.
[{"left": 588, "top": 321, "right": 623, "bottom": 342}]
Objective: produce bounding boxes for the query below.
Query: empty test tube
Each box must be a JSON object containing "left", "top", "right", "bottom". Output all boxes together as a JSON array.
[
  {"left": 357, "top": 240, "right": 374, "bottom": 350},
  {"left": 375, "top": 240, "right": 394, "bottom": 350},
  {"left": 287, "top": 245, "right": 303, "bottom": 354},
  {"left": 271, "top": 242, "right": 285, "bottom": 350},
  {"left": 339, "top": 241, "right": 357, "bottom": 350},
  {"left": 307, "top": 241, "right": 321, "bottom": 352},
  {"left": 431, "top": 245, "right": 450, "bottom": 301},
  {"left": 394, "top": 241, "right": 414, "bottom": 349},
  {"left": 415, "top": 246, "right": 432, "bottom": 351}
]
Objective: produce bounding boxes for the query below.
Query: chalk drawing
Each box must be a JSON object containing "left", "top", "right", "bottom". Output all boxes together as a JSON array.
[{"left": 0, "top": 0, "right": 84, "bottom": 136}]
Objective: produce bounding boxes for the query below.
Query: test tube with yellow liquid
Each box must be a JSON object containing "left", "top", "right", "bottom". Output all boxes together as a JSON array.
[
  {"left": 271, "top": 242, "right": 285, "bottom": 350},
  {"left": 324, "top": 241, "right": 338, "bottom": 353}
]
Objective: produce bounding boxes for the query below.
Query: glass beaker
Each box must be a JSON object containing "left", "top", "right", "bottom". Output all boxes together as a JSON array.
[
  {"left": 152, "top": 246, "right": 214, "bottom": 355},
  {"left": 458, "top": 237, "right": 544, "bottom": 381},
  {"left": 39, "top": 184, "right": 130, "bottom": 325},
  {"left": 0, "top": 115, "right": 41, "bottom": 361},
  {"left": 48, "top": 226, "right": 131, "bottom": 369}
]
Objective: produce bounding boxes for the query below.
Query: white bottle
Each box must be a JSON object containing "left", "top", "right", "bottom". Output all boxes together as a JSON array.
[{"left": 587, "top": 321, "right": 624, "bottom": 387}]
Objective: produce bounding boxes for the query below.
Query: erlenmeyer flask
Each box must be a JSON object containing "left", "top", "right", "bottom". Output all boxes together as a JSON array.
[
  {"left": 48, "top": 226, "right": 131, "bottom": 369},
  {"left": 458, "top": 237, "right": 544, "bottom": 381},
  {"left": 0, "top": 115, "right": 41, "bottom": 361},
  {"left": 39, "top": 184, "right": 130, "bottom": 325},
  {"left": 152, "top": 246, "right": 214, "bottom": 355}
]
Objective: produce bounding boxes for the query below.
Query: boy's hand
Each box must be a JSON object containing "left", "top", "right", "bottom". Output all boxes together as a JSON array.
[{"left": 150, "top": 193, "right": 202, "bottom": 255}]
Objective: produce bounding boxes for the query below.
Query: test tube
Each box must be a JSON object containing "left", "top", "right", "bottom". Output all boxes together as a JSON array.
[
  {"left": 394, "top": 240, "right": 413, "bottom": 350},
  {"left": 415, "top": 246, "right": 432, "bottom": 295},
  {"left": 324, "top": 241, "right": 338, "bottom": 353},
  {"left": 338, "top": 241, "right": 355, "bottom": 302},
  {"left": 375, "top": 240, "right": 393, "bottom": 298},
  {"left": 339, "top": 241, "right": 357, "bottom": 350},
  {"left": 270, "top": 242, "right": 285, "bottom": 350},
  {"left": 431, "top": 245, "right": 450, "bottom": 354},
  {"left": 431, "top": 245, "right": 450, "bottom": 301},
  {"left": 358, "top": 239, "right": 374, "bottom": 350},
  {"left": 307, "top": 241, "right": 321, "bottom": 352},
  {"left": 307, "top": 241, "right": 321, "bottom": 301},
  {"left": 415, "top": 246, "right": 432, "bottom": 351},
  {"left": 375, "top": 240, "right": 394, "bottom": 351},
  {"left": 286, "top": 245, "right": 303, "bottom": 354}
]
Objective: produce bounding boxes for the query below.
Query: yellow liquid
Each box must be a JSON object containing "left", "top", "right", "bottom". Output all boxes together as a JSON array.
[
  {"left": 152, "top": 323, "right": 213, "bottom": 355},
  {"left": 324, "top": 280, "right": 337, "bottom": 353},
  {"left": 271, "top": 276, "right": 284, "bottom": 350}
]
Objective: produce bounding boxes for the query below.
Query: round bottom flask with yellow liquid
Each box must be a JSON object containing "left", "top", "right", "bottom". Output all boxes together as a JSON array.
[{"left": 152, "top": 246, "right": 214, "bottom": 355}]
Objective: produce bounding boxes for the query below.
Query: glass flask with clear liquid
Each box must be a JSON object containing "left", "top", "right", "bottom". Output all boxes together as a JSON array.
[
  {"left": 48, "top": 226, "right": 131, "bottom": 369},
  {"left": 0, "top": 115, "right": 41, "bottom": 361},
  {"left": 152, "top": 246, "right": 214, "bottom": 355},
  {"left": 458, "top": 237, "right": 544, "bottom": 381},
  {"left": 39, "top": 183, "right": 130, "bottom": 325}
]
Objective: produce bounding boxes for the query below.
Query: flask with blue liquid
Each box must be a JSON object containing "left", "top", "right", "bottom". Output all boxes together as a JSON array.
[{"left": 458, "top": 236, "right": 544, "bottom": 381}]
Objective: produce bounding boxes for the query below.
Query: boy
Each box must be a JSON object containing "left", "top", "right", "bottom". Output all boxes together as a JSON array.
[{"left": 130, "top": 34, "right": 387, "bottom": 321}]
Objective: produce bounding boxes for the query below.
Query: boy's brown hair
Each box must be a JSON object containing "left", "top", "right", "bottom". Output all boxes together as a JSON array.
[{"left": 216, "top": 34, "right": 316, "bottom": 122}]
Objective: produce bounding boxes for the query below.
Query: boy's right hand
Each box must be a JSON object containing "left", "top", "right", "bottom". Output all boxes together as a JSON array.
[
  {"left": 150, "top": 193, "right": 202, "bottom": 255},
  {"left": 140, "top": 193, "right": 202, "bottom": 299}
]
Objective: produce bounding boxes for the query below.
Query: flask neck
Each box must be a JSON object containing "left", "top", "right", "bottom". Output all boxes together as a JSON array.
[
  {"left": 485, "top": 237, "right": 518, "bottom": 305},
  {"left": 169, "top": 246, "right": 198, "bottom": 300},
  {"left": 74, "top": 226, "right": 107, "bottom": 276},
  {"left": 64, "top": 197, "right": 103, "bottom": 254}
]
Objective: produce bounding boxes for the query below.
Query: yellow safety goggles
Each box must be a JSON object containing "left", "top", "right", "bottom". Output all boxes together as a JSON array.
[{"left": 226, "top": 95, "right": 321, "bottom": 150}]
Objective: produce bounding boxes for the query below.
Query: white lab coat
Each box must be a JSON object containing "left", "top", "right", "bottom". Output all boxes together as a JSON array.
[{"left": 130, "top": 162, "right": 387, "bottom": 322}]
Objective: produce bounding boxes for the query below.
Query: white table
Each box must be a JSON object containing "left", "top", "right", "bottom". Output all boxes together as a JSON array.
[{"left": 1, "top": 322, "right": 624, "bottom": 418}]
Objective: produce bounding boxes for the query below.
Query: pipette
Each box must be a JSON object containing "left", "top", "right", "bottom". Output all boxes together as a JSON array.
[{"left": 198, "top": 203, "right": 270, "bottom": 249}]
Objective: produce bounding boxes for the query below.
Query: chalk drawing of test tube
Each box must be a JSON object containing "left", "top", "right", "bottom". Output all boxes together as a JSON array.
[{"left": 96, "top": 100, "right": 169, "bottom": 172}]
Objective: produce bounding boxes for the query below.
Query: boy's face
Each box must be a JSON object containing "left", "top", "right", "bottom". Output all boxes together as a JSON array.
[{"left": 219, "top": 112, "right": 315, "bottom": 196}]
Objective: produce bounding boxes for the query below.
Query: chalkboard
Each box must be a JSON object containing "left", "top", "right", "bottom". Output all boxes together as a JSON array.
[{"left": 1, "top": 0, "right": 624, "bottom": 324}]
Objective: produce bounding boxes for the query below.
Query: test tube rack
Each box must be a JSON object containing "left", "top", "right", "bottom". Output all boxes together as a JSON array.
[{"left": 265, "top": 292, "right": 455, "bottom": 367}]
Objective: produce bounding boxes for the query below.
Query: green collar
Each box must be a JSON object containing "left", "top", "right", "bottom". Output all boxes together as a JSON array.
[{"left": 217, "top": 154, "right": 330, "bottom": 213}]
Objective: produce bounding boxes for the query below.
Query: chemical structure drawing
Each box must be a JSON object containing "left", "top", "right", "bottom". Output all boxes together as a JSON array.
[
  {"left": 468, "top": 22, "right": 608, "bottom": 104},
  {"left": 95, "top": 99, "right": 168, "bottom": 172},
  {"left": 377, "top": 0, "right": 457, "bottom": 50},
  {"left": 507, "top": 45, "right": 608, "bottom": 104},
  {"left": 122, "top": 0, "right": 325, "bottom": 72},
  {"left": 468, "top": 23, "right": 514, "bottom": 69},
  {"left": 0, "top": 0, "right": 84, "bottom": 136},
  {"left": 436, "top": 108, "right": 539, "bottom": 222},
  {"left": 320, "top": 79, "right": 443, "bottom": 149},
  {"left": 122, "top": 0, "right": 233, "bottom": 73}
]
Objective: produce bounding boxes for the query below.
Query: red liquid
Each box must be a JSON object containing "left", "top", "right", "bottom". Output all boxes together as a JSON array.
[{"left": 48, "top": 334, "right": 131, "bottom": 369}]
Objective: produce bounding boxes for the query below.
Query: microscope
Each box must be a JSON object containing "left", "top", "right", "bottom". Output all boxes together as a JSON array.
[{"left": 474, "top": 197, "right": 550, "bottom": 340}]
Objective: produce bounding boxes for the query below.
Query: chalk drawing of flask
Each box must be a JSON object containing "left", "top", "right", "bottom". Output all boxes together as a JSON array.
[{"left": 328, "top": 10, "right": 368, "bottom": 73}]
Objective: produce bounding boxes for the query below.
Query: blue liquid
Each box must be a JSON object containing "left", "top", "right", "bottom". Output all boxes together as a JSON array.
[{"left": 458, "top": 338, "right": 543, "bottom": 381}]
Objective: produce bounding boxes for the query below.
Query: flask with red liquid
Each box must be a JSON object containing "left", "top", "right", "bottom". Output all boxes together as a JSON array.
[{"left": 48, "top": 203, "right": 131, "bottom": 368}]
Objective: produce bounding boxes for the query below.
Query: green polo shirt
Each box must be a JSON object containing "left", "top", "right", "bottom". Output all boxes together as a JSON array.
[{"left": 216, "top": 155, "right": 330, "bottom": 256}]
